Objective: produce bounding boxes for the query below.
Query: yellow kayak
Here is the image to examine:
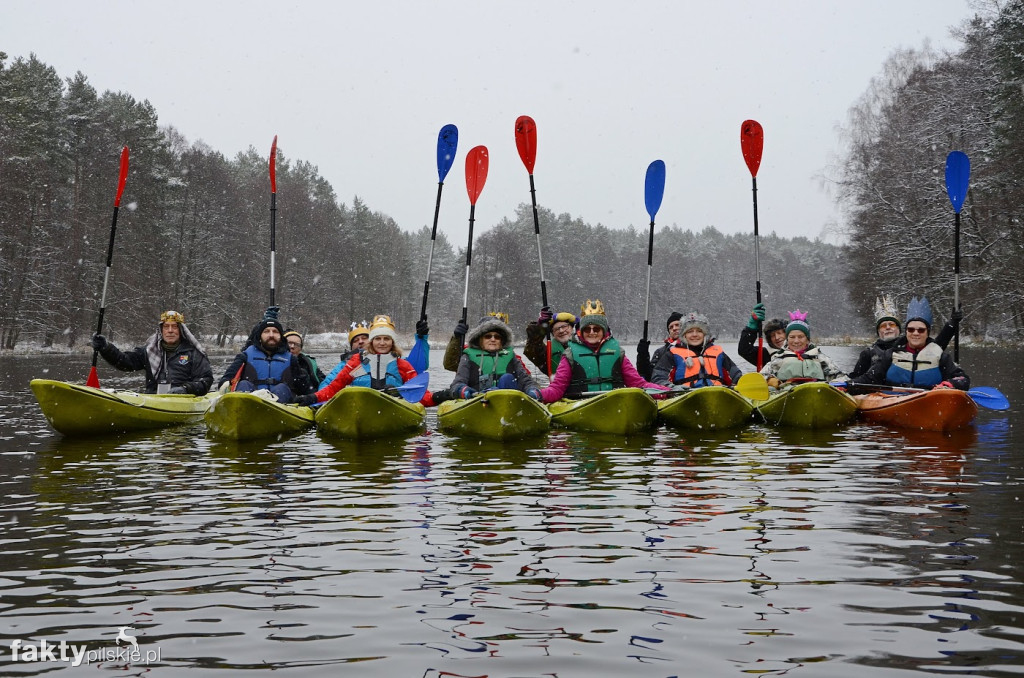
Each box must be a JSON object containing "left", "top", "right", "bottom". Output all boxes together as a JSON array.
[
  {"left": 755, "top": 382, "right": 858, "bottom": 429},
  {"left": 437, "top": 389, "right": 551, "bottom": 441},
  {"left": 205, "top": 391, "right": 314, "bottom": 440},
  {"left": 315, "top": 386, "right": 425, "bottom": 440},
  {"left": 547, "top": 388, "right": 657, "bottom": 435},
  {"left": 657, "top": 385, "right": 754, "bottom": 430}
]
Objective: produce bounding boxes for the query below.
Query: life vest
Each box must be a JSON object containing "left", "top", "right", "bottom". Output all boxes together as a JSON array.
[
  {"left": 886, "top": 341, "right": 944, "bottom": 387},
  {"left": 548, "top": 340, "right": 567, "bottom": 373},
  {"left": 349, "top": 352, "right": 404, "bottom": 389},
  {"left": 463, "top": 347, "right": 516, "bottom": 390},
  {"left": 242, "top": 344, "right": 292, "bottom": 386},
  {"left": 565, "top": 336, "right": 624, "bottom": 397},
  {"left": 774, "top": 347, "right": 826, "bottom": 382},
  {"left": 669, "top": 343, "right": 727, "bottom": 387}
]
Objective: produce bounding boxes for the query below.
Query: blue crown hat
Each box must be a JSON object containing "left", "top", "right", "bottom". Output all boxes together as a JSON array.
[{"left": 905, "top": 296, "right": 933, "bottom": 328}]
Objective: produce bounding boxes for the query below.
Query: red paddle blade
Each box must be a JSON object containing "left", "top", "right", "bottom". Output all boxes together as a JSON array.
[
  {"left": 269, "top": 135, "right": 278, "bottom": 193},
  {"left": 114, "top": 146, "right": 130, "bottom": 207},
  {"left": 515, "top": 115, "right": 537, "bottom": 174},
  {"left": 740, "top": 120, "right": 763, "bottom": 178},
  {"left": 465, "top": 145, "right": 489, "bottom": 205},
  {"left": 86, "top": 366, "right": 100, "bottom": 388}
]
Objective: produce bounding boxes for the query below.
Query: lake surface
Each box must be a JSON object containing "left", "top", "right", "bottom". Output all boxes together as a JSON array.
[{"left": 1, "top": 346, "right": 1022, "bottom": 676}]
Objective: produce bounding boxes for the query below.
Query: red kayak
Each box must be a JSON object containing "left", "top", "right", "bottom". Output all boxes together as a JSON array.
[{"left": 854, "top": 388, "right": 978, "bottom": 432}]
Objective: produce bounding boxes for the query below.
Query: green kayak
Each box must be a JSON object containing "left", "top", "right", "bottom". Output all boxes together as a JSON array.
[
  {"left": 31, "top": 378, "right": 213, "bottom": 436},
  {"left": 755, "top": 381, "right": 858, "bottom": 429},
  {"left": 315, "top": 386, "right": 425, "bottom": 440},
  {"left": 657, "top": 385, "right": 754, "bottom": 430},
  {"left": 205, "top": 391, "right": 315, "bottom": 440},
  {"left": 547, "top": 387, "right": 657, "bottom": 435},
  {"left": 437, "top": 389, "right": 551, "bottom": 441}
]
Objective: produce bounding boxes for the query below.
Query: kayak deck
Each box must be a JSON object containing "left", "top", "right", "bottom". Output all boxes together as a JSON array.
[
  {"left": 315, "top": 386, "right": 425, "bottom": 440},
  {"left": 855, "top": 389, "right": 978, "bottom": 432},
  {"left": 658, "top": 386, "right": 754, "bottom": 430},
  {"left": 31, "top": 378, "right": 212, "bottom": 436},
  {"left": 755, "top": 382, "right": 858, "bottom": 429},
  {"left": 437, "top": 389, "right": 551, "bottom": 441},
  {"left": 205, "top": 391, "right": 314, "bottom": 440},
  {"left": 548, "top": 388, "right": 657, "bottom": 435}
]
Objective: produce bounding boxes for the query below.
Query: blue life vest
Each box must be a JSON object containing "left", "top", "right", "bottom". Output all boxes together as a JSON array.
[
  {"left": 349, "top": 352, "right": 404, "bottom": 389},
  {"left": 886, "top": 341, "right": 943, "bottom": 387},
  {"left": 242, "top": 344, "right": 292, "bottom": 386}
]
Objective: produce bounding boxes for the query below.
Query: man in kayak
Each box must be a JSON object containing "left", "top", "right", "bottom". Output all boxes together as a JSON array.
[
  {"left": 738, "top": 302, "right": 786, "bottom": 369},
  {"left": 217, "top": 307, "right": 313, "bottom": 403},
  {"left": 635, "top": 311, "right": 682, "bottom": 380},
  {"left": 651, "top": 312, "right": 742, "bottom": 388},
  {"left": 524, "top": 307, "right": 578, "bottom": 376},
  {"left": 91, "top": 310, "right": 213, "bottom": 395},
  {"left": 760, "top": 310, "right": 846, "bottom": 389},
  {"left": 283, "top": 329, "right": 326, "bottom": 385},
  {"left": 852, "top": 296, "right": 970, "bottom": 391},
  {"left": 441, "top": 314, "right": 541, "bottom": 402},
  {"left": 538, "top": 300, "right": 667, "bottom": 402},
  {"left": 850, "top": 294, "right": 962, "bottom": 379}
]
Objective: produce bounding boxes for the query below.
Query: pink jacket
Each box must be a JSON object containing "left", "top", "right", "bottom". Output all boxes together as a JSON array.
[{"left": 539, "top": 341, "right": 667, "bottom": 403}]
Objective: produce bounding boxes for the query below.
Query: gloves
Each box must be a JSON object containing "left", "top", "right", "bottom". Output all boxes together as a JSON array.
[
  {"left": 951, "top": 308, "right": 964, "bottom": 323},
  {"left": 293, "top": 393, "right": 318, "bottom": 406},
  {"left": 263, "top": 305, "right": 280, "bottom": 321},
  {"left": 457, "top": 385, "right": 477, "bottom": 399},
  {"left": 746, "top": 303, "right": 766, "bottom": 331},
  {"left": 454, "top": 320, "right": 469, "bottom": 338},
  {"left": 430, "top": 389, "right": 451, "bottom": 404},
  {"left": 935, "top": 381, "right": 954, "bottom": 390},
  {"left": 636, "top": 338, "right": 651, "bottom": 378},
  {"left": 91, "top": 334, "right": 107, "bottom": 350},
  {"left": 525, "top": 387, "right": 542, "bottom": 401},
  {"left": 217, "top": 381, "right": 231, "bottom": 394},
  {"left": 416, "top": 318, "right": 429, "bottom": 336},
  {"left": 537, "top": 306, "right": 553, "bottom": 326},
  {"left": 168, "top": 386, "right": 187, "bottom": 395}
]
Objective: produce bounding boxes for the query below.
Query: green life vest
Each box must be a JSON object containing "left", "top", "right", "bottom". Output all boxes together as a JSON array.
[
  {"left": 463, "top": 347, "right": 515, "bottom": 390},
  {"left": 565, "top": 337, "right": 624, "bottom": 396},
  {"left": 775, "top": 346, "right": 826, "bottom": 382}
]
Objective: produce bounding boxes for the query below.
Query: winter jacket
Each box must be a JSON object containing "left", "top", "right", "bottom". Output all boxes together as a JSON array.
[
  {"left": 539, "top": 335, "right": 666, "bottom": 403},
  {"left": 854, "top": 337, "right": 970, "bottom": 390},
  {"left": 99, "top": 334, "right": 213, "bottom": 395},
  {"left": 653, "top": 341, "right": 742, "bottom": 387},
  {"left": 218, "top": 344, "right": 313, "bottom": 396},
  {"left": 760, "top": 344, "right": 846, "bottom": 384}
]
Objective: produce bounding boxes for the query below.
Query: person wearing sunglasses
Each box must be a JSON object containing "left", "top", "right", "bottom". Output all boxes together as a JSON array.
[
  {"left": 91, "top": 310, "right": 213, "bottom": 395},
  {"left": 440, "top": 313, "right": 541, "bottom": 402},
  {"left": 852, "top": 296, "right": 970, "bottom": 391},
  {"left": 537, "top": 300, "right": 666, "bottom": 403},
  {"left": 524, "top": 306, "right": 579, "bottom": 376},
  {"left": 849, "top": 294, "right": 962, "bottom": 379},
  {"left": 760, "top": 310, "right": 847, "bottom": 390}
]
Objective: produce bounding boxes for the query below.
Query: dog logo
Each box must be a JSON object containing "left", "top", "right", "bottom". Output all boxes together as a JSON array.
[{"left": 116, "top": 627, "right": 139, "bottom": 652}]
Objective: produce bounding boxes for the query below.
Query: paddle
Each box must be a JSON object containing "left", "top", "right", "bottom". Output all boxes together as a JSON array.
[
  {"left": 945, "top": 150, "right": 970, "bottom": 363},
  {"left": 269, "top": 135, "right": 278, "bottom": 307},
  {"left": 395, "top": 371, "right": 431, "bottom": 404},
  {"left": 735, "top": 372, "right": 770, "bottom": 401},
  {"left": 642, "top": 160, "right": 666, "bottom": 347},
  {"left": 741, "top": 120, "right": 765, "bottom": 370},
  {"left": 86, "top": 146, "right": 131, "bottom": 388},
  {"left": 458, "top": 146, "right": 490, "bottom": 344},
  {"left": 840, "top": 381, "right": 1008, "bottom": 411},
  {"left": 515, "top": 115, "right": 554, "bottom": 372},
  {"left": 420, "top": 124, "right": 459, "bottom": 323}
]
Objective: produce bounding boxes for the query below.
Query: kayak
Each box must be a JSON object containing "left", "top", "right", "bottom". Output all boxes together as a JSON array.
[
  {"left": 755, "top": 382, "right": 858, "bottom": 429},
  {"left": 31, "top": 378, "right": 213, "bottom": 436},
  {"left": 437, "top": 389, "right": 551, "bottom": 441},
  {"left": 547, "top": 388, "right": 657, "bottom": 435},
  {"left": 854, "top": 388, "right": 978, "bottom": 432},
  {"left": 657, "top": 386, "right": 754, "bottom": 430},
  {"left": 315, "top": 386, "right": 425, "bottom": 440},
  {"left": 205, "top": 391, "right": 314, "bottom": 440}
]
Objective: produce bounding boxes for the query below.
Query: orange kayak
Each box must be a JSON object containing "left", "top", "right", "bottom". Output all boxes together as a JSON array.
[{"left": 854, "top": 389, "right": 978, "bottom": 432}]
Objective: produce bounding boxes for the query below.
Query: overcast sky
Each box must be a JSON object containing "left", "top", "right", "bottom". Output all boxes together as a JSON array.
[{"left": 3, "top": 1, "right": 976, "bottom": 245}]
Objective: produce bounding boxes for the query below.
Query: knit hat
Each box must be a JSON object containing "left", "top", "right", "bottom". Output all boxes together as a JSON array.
[
  {"left": 283, "top": 329, "right": 302, "bottom": 346},
  {"left": 578, "top": 299, "right": 610, "bottom": 333},
  {"left": 252, "top": 306, "right": 285, "bottom": 338},
  {"left": 786, "top": 309, "right": 810, "bottom": 339},
  {"left": 763, "top": 318, "right": 786, "bottom": 341},
  {"left": 873, "top": 294, "right": 901, "bottom": 332},
  {"left": 467, "top": 314, "right": 513, "bottom": 348},
  {"left": 666, "top": 311, "right": 683, "bottom": 331},
  {"left": 367, "top": 314, "right": 397, "bottom": 341},
  {"left": 552, "top": 311, "right": 577, "bottom": 328},
  {"left": 348, "top": 321, "right": 370, "bottom": 343},
  {"left": 905, "top": 296, "right": 933, "bottom": 328},
  {"left": 679, "top": 311, "right": 710, "bottom": 337}
]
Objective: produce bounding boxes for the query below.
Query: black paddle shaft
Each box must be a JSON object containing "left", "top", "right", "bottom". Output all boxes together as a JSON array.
[{"left": 421, "top": 181, "right": 445, "bottom": 322}]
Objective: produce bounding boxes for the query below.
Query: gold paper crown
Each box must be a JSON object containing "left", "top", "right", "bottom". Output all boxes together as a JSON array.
[
  {"left": 369, "top": 314, "right": 395, "bottom": 332},
  {"left": 160, "top": 310, "right": 185, "bottom": 324},
  {"left": 487, "top": 311, "right": 509, "bottom": 324},
  {"left": 580, "top": 299, "right": 605, "bottom": 317}
]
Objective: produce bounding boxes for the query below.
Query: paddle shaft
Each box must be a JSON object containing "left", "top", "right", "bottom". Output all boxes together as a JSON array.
[
  {"left": 643, "top": 217, "right": 655, "bottom": 342},
  {"left": 269, "top": 137, "right": 278, "bottom": 307},
  {"left": 954, "top": 211, "right": 961, "bottom": 362},
  {"left": 420, "top": 180, "right": 445, "bottom": 321},
  {"left": 460, "top": 204, "right": 477, "bottom": 329},
  {"left": 751, "top": 175, "right": 764, "bottom": 371},
  {"left": 89, "top": 146, "right": 130, "bottom": 381}
]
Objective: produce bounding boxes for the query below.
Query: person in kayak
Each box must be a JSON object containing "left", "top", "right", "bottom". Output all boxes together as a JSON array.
[
  {"left": 318, "top": 321, "right": 369, "bottom": 388},
  {"left": 524, "top": 307, "right": 578, "bottom": 376},
  {"left": 538, "top": 299, "right": 667, "bottom": 402},
  {"left": 440, "top": 314, "right": 541, "bottom": 402},
  {"left": 296, "top": 314, "right": 435, "bottom": 406},
  {"left": 760, "top": 310, "right": 846, "bottom": 390},
  {"left": 636, "top": 311, "right": 682, "bottom": 380},
  {"left": 738, "top": 302, "right": 787, "bottom": 369},
  {"left": 283, "top": 329, "right": 326, "bottom": 385},
  {"left": 442, "top": 312, "right": 506, "bottom": 372},
  {"left": 849, "top": 294, "right": 962, "bottom": 379},
  {"left": 217, "top": 307, "right": 313, "bottom": 403},
  {"left": 852, "top": 296, "right": 970, "bottom": 391},
  {"left": 91, "top": 310, "right": 213, "bottom": 395},
  {"left": 651, "top": 312, "right": 742, "bottom": 388}
]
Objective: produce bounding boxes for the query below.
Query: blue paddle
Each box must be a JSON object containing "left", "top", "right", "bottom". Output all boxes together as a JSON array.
[
  {"left": 945, "top": 150, "right": 970, "bottom": 362},
  {"left": 420, "top": 124, "right": 459, "bottom": 323},
  {"left": 838, "top": 381, "right": 1008, "bottom": 411},
  {"left": 641, "top": 159, "right": 666, "bottom": 345},
  {"left": 395, "top": 371, "right": 431, "bottom": 403}
]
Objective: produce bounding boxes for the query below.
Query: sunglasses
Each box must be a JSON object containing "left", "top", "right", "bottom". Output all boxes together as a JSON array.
[
  {"left": 582, "top": 326, "right": 604, "bottom": 334},
  {"left": 481, "top": 332, "right": 503, "bottom": 341},
  {"left": 905, "top": 327, "right": 928, "bottom": 334}
]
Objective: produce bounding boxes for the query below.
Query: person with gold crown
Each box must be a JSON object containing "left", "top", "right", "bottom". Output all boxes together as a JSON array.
[
  {"left": 318, "top": 321, "right": 371, "bottom": 389},
  {"left": 438, "top": 312, "right": 541, "bottom": 402},
  {"left": 296, "top": 314, "right": 432, "bottom": 405},
  {"left": 524, "top": 306, "right": 579, "bottom": 376},
  {"left": 217, "top": 306, "right": 314, "bottom": 403},
  {"left": 537, "top": 300, "right": 666, "bottom": 402},
  {"left": 91, "top": 310, "right": 213, "bottom": 395},
  {"left": 759, "top": 310, "right": 846, "bottom": 390}
]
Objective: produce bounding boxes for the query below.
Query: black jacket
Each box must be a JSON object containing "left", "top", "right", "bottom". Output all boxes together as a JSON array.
[{"left": 99, "top": 337, "right": 213, "bottom": 395}]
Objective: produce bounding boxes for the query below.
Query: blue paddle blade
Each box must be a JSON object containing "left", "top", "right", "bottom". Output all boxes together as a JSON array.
[
  {"left": 437, "top": 124, "right": 459, "bottom": 182},
  {"left": 945, "top": 150, "right": 970, "bottom": 214},
  {"left": 396, "top": 371, "right": 430, "bottom": 403},
  {"left": 968, "top": 386, "right": 1009, "bottom": 411},
  {"left": 645, "top": 159, "right": 666, "bottom": 221},
  {"left": 407, "top": 334, "right": 429, "bottom": 374}
]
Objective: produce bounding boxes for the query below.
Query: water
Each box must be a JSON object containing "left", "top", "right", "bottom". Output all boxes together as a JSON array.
[{"left": 1, "top": 347, "right": 1023, "bottom": 676}]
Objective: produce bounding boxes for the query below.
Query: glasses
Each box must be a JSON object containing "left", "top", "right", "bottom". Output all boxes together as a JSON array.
[
  {"left": 481, "top": 332, "right": 503, "bottom": 341},
  {"left": 905, "top": 327, "right": 928, "bottom": 334},
  {"left": 582, "top": 326, "right": 604, "bottom": 334},
  {"left": 287, "top": 341, "right": 302, "bottom": 348}
]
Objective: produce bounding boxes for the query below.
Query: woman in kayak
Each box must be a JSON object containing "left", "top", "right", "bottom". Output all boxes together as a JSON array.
[
  {"left": 651, "top": 312, "right": 743, "bottom": 388},
  {"left": 538, "top": 299, "right": 667, "bottom": 403},
  {"left": 296, "top": 315, "right": 435, "bottom": 405},
  {"left": 524, "top": 307, "right": 578, "bottom": 376},
  {"left": 760, "top": 310, "right": 846, "bottom": 390},
  {"left": 852, "top": 296, "right": 970, "bottom": 391},
  {"left": 849, "top": 294, "right": 962, "bottom": 379},
  {"left": 441, "top": 314, "right": 542, "bottom": 402},
  {"left": 738, "top": 302, "right": 787, "bottom": 369}
]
